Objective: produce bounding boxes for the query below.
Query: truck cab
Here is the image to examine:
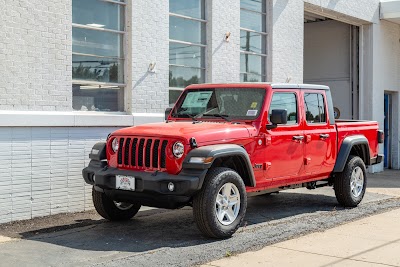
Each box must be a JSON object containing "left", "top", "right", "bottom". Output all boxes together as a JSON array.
[{"left": 83, "top": 83, "right": 383, "bottom": 238}]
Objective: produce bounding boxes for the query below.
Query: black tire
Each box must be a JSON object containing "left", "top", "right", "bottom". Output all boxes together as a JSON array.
[
  {"left": 334, "top": 155, "right": 367, "bottom": 207},
  {"left": 193, "top": 167, "right": 247, "bottom": 239},
  {"left": 92, "top": 187, "right": 141, "bottom": 221}
]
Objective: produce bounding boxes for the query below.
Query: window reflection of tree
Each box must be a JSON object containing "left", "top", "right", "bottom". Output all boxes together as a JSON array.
[{"left": 72, "top": 62, "right": 119, "bottom": 83}]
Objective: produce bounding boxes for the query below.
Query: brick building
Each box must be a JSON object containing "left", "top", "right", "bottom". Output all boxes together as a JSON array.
[{"left": 0, "top": 0, "right": 399, "bottom": 223}]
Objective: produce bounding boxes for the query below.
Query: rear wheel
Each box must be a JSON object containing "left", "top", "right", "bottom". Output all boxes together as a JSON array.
[
  {"left": 334, "top": 155, "right": 367, "bottom": 207},
  {"left": 193, "top": 167, "right": 247, "bottom": 239},
  {"left": 92, "top": 187, "right": 141, "bottom": 221}
]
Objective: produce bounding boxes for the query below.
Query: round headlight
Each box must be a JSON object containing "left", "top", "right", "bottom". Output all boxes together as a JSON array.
[
  {"left": 111, "top": 138, "right": 119, "bottom": 153},
  {"left": 172, "top": 141, "right": 184, "bottom": 158}
]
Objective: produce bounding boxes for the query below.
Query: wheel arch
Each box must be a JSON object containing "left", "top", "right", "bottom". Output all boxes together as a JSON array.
[
  {"left": 334, "top": 135, "right": 371, "bottom": 172},
  {"left": 89, "top": 142, "right": 107, "bottom": 161},
  {"left": 182, "top": 144, "right": 256, "bottom": 188}
]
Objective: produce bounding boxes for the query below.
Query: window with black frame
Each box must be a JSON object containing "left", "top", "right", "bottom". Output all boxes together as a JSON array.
[
  {"left": 72, "top": 0, "right": 125, "bottom": 111},
  {"left": 240, "top": 0, "right": 267, "bottom": 82},
  {"left": 269, "top": 93, "right": 298, "bottom": 124},
  {"left": 169, "top": 0, "right": 206, "bottom": 105},
  {"left": 172, "top": 88, "right": 265, "bottom": 120},
  {"left": 304, "top": 93, "right": 326, "bottom": 123}
]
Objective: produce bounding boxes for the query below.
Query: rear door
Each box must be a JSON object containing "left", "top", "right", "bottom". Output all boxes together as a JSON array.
[
  {"left": 302, "top": 90, "right": 336, "bottom": 176},
  {"left": 264, "top": 90, "right": 305, "bottom": 180}
]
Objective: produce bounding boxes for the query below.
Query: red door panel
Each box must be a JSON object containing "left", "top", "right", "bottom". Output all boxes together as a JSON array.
[
  {"left": 302, "top": 91, "right": 337, "bottom": 176},
  {"left": 264, "top": 90, "right": 305, "bottom": 181}
]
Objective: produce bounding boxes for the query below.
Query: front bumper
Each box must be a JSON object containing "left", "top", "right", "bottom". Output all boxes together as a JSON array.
[{"left": 82, "top": 160, "right": 207, "bottom": 209}]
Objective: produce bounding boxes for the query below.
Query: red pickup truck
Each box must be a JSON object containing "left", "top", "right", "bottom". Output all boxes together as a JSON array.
[{"left": 83, "top": 83, "right": 383, "bottom": 238}]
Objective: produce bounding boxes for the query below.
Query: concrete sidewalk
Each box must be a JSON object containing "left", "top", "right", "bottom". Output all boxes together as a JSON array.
[{"left": 202, "top": 208, "right": 400, "bottom": 267}]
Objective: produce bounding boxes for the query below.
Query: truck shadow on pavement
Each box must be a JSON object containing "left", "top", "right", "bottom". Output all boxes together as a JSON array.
[{"left": 18, "top": 191, "right": 342, "bottom": 253}]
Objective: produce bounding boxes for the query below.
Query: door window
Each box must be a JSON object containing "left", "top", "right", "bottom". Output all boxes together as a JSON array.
[
  {"left": 304, "top": 93, "right": 326, "bottom": 123},
  {"left": 269, "top": 93, "right": 298, "bottom": 124}
]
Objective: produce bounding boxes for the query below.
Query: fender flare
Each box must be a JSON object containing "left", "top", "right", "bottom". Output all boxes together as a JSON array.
[
  {"left": 89, "top": 142, "right": 107, "bottom": 161},
  {"left": 181, "top": 144, "right": 256, "bottom": 187},
  {"left": 333, "top": 135, "right": 371, "bottom": 172}
]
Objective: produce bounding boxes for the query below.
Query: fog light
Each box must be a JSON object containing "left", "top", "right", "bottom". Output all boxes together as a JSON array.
[{"left": 168, "top": 182, "right": 175, "bottom": 192}]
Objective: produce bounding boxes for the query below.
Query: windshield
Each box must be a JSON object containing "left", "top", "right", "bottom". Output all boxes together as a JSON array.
[{"left": 171, "top": 88, "right": 265, "bottom": 120}]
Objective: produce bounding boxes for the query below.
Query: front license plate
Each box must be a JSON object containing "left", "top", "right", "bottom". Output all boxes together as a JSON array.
[{"left": 116, "top": 175, "right": 135, "bottom": 191}]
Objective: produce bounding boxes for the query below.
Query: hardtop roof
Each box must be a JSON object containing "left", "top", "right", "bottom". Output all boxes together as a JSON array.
[{"left": 185, "top": 83, "right": 330, "bottom": 91}]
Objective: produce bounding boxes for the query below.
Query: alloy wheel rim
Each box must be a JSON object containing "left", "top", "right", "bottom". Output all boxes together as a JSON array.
[
  {"left": 113, "top": 201, "right": 134, "bottom": 210},
  {"left": 215, "top": 183, "right": 241, "bottom": 226},
  {"left": 350, "top": 166, "right": 364, "bottom": 198}
]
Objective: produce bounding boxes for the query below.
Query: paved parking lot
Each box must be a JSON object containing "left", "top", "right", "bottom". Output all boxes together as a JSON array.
[{"left": 0, "top": 170, "right": 399, "bottom": 267}]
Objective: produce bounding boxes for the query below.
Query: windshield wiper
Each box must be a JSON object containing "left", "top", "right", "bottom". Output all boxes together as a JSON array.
[
  {"left": 171, "top": 112, "right": 199, "bottom": 122},
  {"left": 202, "top": 114, "right": 231, "bottom": 122}
]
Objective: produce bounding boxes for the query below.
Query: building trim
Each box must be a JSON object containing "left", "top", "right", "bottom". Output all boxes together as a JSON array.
[{"left": 0, "top": 112, "right": 164, "bottom": 127}]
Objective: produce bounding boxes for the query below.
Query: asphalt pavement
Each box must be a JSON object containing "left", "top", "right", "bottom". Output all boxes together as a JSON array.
[{"left": 0, "top": 170, "right": 399, "bottom": 267}]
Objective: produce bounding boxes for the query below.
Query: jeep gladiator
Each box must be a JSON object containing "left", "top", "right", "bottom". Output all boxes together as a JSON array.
[{"left": 83, "top": 83, "right": 384, "bottom": 238}]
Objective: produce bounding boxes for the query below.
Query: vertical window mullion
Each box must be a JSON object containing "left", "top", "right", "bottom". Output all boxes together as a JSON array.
[
  {"left": 240, "top": 0, "right": 267, "bottom": 82},
  {"left": 169, "top": 0, "right": 206, "bottom": 104}
]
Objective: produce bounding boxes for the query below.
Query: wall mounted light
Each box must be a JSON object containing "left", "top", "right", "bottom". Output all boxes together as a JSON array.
[
  {"left": 148, "top": 62, "right": 156, "bottom": 73},
  {"left": 225, "top": 32, "right": 231, "bottom": 42}
]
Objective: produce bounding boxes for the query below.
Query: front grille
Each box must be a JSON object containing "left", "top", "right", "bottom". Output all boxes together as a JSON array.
[{"left": 117, "top": 137, "right": 168, "bottom": 170}]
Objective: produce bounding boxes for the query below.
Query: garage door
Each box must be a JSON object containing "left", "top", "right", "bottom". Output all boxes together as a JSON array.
[{"left": 304, "top": 19, "right": 359, "bottom": 120}]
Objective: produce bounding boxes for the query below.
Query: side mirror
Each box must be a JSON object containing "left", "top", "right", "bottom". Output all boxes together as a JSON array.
[
  {"left": 267, "top": 109, "right": 287, "bottom": 130},
  {"left": 165, "top": 107, "right": 172, "bottom": 121}
]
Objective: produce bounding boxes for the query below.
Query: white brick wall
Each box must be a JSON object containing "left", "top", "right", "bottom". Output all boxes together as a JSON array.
[
  {"left": 369, "top": 20, "right": 400, "bottom": 172},
  {"left": 207, "top": 0, "right": 241, "bottom": 83},
  {"left": 130, "top": 0, "right": 169, "bottom": 113},
  {"left": 0, "top": 0, "right": 72, "bottom": 111},
  {"left": 269, "top": 0, "right": 304, "bottom": 84},
  {"left": 0, "top": 127, "right": 119, "bottom": 223}
]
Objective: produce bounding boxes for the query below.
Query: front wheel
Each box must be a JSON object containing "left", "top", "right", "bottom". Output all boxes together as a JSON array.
[
  {"left": 92, "top": 187, "right": 141, "bottom": 221},
  {"left": 334, "top": 155, "right": 367, "bottom": 207},
  {"left": 193, "top": 167, "right": 247, "bottom": 239}
]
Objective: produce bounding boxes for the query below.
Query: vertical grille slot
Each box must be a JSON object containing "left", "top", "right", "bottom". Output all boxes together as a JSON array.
[
  {"left": 145, "top": 139, "right": 153, "bottom": 167},
  {"left": 117, "top": 138, "right": 125, "bottom": 165},
  {"left": 131, "top": 138, "right": 138, "bottom": 166},
  {"left": 138, "top": 138, "right": 145, "bottom": 166},
  {"left": 124, "top": 138, "right": 131, "bottom": 165},
  {"left": 160, "top": 140, "right": 168, "bottom": 168},
  {"left": 152, "top": 140, "right": 160, "bottom": 168}
]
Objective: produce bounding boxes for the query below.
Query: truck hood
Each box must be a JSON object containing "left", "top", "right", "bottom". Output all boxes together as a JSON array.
[{"left": 112, "top": 121, "right": 252, "bottom": 144}]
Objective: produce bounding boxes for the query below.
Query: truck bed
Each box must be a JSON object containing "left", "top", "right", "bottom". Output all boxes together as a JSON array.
[{"left": 335, "top": 120, "right": 380, "bottom": 160}]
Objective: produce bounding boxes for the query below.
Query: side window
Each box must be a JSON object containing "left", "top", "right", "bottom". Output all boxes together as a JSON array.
[
  {"left": 304, "top": 93, "right": 326, "bottom": 123},
  {"left": 269, "top": 93, "right": 298, "bottom": 124}
]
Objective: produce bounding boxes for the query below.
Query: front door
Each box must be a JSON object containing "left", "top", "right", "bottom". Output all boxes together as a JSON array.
[
  {"left": 264, "top": 91, "right": 305, "bottom": 182},
  {"left": 302, "top": 91, "right": 336, "bottom": 175},
  {"left": 384, "top": 93, "right": 391, "bottom": 168}
]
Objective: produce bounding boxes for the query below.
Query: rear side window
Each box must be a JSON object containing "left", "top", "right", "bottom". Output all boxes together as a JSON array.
[
  {"left": 304, "top": 93, "right": 326, "bottom": 123},
  {"left": 269, "top": 93, "right": 298, "bottom": 124}
]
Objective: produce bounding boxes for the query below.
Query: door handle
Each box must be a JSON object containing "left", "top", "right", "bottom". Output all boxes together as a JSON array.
[
  {"left": 320, "top": 134, "right": 330, "bottom": 139},
  {"left": 292, "top": 135, "right": 304, "bottom": 141}
]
